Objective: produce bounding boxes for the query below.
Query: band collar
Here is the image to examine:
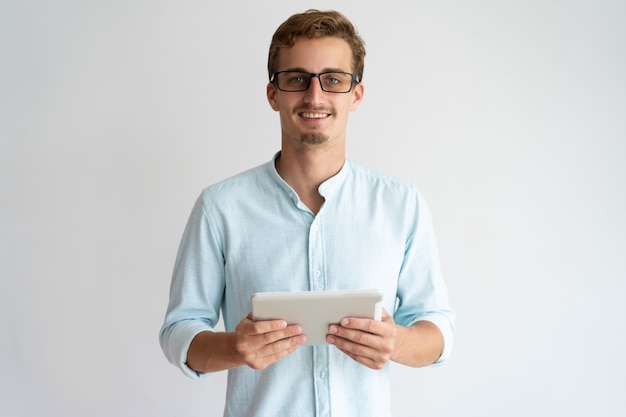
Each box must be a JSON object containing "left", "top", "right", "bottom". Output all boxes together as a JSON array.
[{"left": 268, "top": 151, "right": 351, "bottom": 204}]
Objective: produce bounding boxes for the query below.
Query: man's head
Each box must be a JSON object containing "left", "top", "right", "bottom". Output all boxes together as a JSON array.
[
  {"left": 268, "top": 9, "right": 366, "bottom": 81},
  {"left": 266, "top": 10, "right": 365, "bottom": 149}
]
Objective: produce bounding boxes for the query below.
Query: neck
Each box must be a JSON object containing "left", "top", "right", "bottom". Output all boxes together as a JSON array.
[{"left": 275, "top": 146, "right": 345, "bottom": 214}]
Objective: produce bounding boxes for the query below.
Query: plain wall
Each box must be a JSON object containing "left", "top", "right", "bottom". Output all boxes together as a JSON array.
[{"left": 1, "top": 1, "right": 625, "bottom": 416}]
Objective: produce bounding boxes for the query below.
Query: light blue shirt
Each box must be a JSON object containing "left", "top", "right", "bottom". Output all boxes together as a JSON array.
[{"left": 160, "top": 154, "right": 455, "bottom": 417}]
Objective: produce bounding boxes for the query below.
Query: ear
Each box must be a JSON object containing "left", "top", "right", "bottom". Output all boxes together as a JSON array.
[
  {"left": 266, "top": 82, "right": 280, "bottom": 111},
  {"left": 349, "top": 82, "right": 364, "bottom": 112}
]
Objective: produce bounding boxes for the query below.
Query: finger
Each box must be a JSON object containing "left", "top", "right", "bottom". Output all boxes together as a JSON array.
[
  {"left": 236, "top": 315, "right": 303, "bottom": 356},
  {"left": 244, "top": 313, "right": 289, "bottom": 334},
  {"left": 339, "top": 347, "right": 387, "bottom": 370},
  {"left": 243, "top": 317, "right": 304, "bottom": 339},
  {"left": 259, "top": 332, "right": 306, "bottom": 359},
  {"left": 334, "top": 317, "right": 391, "bottom": 338},
  {"left": 255, "top": 323, "right": 303, "bottom": 347},
  {"left": 327, "top": 334, "right": 382, "bottom": 365},
  {"left": 243, "top": 332, "right": 306, "bottom": 370},
  {"left": 328, "top": 320, "right": 395, "bottom": 357},
  {"left": 328, "top": 325, "right": 380, "bottom": 348},
  {"left": 326, "top": 334, "right": 390, "bottom": 370}
]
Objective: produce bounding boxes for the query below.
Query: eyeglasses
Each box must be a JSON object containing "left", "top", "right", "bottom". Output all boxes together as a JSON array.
[{"left": 270, "top": 71, "right": 360, "bottom": 93}]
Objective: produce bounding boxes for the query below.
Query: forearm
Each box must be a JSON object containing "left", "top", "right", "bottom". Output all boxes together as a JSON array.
[
  {"left": 186, "top": 331, "right": 245, "bottom": 373},
  {"left": 391, "top": 320, "right": 444, "bottom": 367}
]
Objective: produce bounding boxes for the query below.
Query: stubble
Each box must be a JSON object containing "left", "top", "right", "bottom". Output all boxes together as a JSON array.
[{"left": 299, "top": 133, "right": 330, "bottom": 145}]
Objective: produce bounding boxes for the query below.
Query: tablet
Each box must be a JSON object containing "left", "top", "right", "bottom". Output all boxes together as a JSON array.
[{"left": 251, "top": 290, "right": 383, "bottom": 345}]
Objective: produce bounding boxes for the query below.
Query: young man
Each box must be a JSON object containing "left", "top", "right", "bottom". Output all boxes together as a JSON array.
[{"left": 160, "top": 9, "right": 455, "bottom": 417}]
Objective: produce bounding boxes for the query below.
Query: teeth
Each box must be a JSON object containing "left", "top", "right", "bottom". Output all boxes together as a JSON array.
[{"left": 301, "top": 112, "right": 328, "bottom": 119}]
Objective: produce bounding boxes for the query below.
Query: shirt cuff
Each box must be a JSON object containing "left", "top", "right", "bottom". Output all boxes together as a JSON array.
[
  {"left": 161, "top": 320, "right": 215, "bottom": 379},
  {"left": 415, "top": 311, "right": 455, "bottom": 366}
]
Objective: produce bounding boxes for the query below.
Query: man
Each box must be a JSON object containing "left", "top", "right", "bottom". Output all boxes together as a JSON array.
[{"left": 160, "top": 9, "right": 455, "bottom": 417}]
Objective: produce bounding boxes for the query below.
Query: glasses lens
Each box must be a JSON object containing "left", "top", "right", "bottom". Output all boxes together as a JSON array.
[
  {"left": 319, "top": 72, "right": 354, "bottom": 93},
  {"left": 277, "top": 72, "right": 311, "bottom": 91},
  {"left": 276, "top": 72, "right": 354, "bottom": 93}
]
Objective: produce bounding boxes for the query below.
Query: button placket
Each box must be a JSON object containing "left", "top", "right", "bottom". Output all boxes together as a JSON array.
[{"left": 309, "top": 219, "right": 325, "bottom": 291}]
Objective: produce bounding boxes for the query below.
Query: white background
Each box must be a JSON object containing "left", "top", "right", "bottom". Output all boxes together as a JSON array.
[{"left": 1, "top": 1, "right": 625, "bottom": 416}]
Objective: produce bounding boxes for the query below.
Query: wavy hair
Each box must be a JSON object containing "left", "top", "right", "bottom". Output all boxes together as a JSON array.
[{"left": 267, "top": 9, "right": 366, "bottom": 81}]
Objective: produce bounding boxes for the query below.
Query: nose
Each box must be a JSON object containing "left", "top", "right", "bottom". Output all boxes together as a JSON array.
[{"left": 304, "top": 75, "right": 325, "bottom": 103}]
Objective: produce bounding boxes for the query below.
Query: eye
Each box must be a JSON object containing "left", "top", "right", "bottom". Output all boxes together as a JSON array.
[
  {"left": 319, "top": 73, "right": 354, "bottom": 93},
  {"left": 287, "top": 74, "right": 307, "bottom": 85}
]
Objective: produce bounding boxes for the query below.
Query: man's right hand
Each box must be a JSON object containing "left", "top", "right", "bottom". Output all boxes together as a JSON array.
[{"left": 234, "top": 313, "right": 305, "bottom": 370}]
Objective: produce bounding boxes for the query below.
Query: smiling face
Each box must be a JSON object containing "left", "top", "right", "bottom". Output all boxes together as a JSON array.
[{"left": 267, "top": 36, "right": 364, "bottom": 150}]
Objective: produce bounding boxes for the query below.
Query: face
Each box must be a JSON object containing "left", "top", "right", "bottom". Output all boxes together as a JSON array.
[{"left": 267, "top": 37, "right": 364, "bottom": 149}]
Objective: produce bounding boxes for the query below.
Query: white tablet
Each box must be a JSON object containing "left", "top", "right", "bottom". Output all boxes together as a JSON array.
[{"left": 251, "top": 290, "right": 383, "bottom": 345}]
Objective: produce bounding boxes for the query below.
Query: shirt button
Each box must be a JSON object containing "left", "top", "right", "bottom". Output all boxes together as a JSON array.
[
  {"left": 311, "top": 224, "right": 319, "bottom": 232},
  {"left": 313, "top": 270, "right": 321, "bottom": 277},
  {"left": 320, "top": 371, "right": 326, "bottom": 378}
]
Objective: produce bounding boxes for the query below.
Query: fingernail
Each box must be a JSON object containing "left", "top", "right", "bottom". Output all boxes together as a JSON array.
[{"left": 328, "top": 325, "right": 337, "bottom": 334}]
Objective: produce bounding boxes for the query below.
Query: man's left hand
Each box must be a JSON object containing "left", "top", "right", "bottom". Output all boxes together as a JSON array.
[{"left": 326, "top": 308, "right": 397, "bottom": 370}]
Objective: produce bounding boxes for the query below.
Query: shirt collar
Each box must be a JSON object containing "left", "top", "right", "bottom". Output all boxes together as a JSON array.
[{"left": 268, "top": 151, "right": 351, "bottom": 203}]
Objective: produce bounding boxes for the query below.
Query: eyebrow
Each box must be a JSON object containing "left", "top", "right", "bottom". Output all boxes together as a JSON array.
[{"left": 280, "top": 67, "right": 349, "bottom": 74}]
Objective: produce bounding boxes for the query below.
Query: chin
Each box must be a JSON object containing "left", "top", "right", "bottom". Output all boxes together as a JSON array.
[{"left": 300, "top": 133, "right": 329, "bottom": 145}]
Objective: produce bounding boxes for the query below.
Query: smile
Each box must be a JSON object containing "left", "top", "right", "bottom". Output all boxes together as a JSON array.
[{"left": 299, "top": 112, "right": 330, "bottom": 119}]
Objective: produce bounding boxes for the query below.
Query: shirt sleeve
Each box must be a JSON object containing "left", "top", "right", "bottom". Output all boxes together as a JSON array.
[
  {"left": 394, "top": 188, "right": 456, "bottom": 366},
  {"left": 159, "top": 192, "right": 226, "bottom": 378}
]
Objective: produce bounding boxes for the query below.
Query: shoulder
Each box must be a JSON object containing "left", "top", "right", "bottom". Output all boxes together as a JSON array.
[
  {"left": 347, "top": 160, "right": 422, "bottom": 198},
  {"left": 199, "top": 162, "right": 272, "bottom": 208}
]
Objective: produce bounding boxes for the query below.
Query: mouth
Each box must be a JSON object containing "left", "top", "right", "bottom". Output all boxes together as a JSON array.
[{"left": 298, "top": 111, "right": 331, "bottom": 120}]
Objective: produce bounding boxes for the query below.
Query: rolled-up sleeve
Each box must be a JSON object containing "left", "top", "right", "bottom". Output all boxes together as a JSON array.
[
  {"left": 394, "top": 189, "right": 455, "bottom": 365},
  {"left": 159, "top": 192, "right": 225, "bottom": 378}
]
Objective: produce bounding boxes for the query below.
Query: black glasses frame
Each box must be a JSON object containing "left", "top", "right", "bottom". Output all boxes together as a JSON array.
[{"left": 270, "top": 71, "right": 360, "bottom": 93}]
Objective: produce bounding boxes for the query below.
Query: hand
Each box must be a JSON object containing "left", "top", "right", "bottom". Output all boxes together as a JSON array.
[
  {"left": 326, "top": 308, "right": 397, "bottom": 370},
  {"left": 234, "top": 313, "right": 306, "bottom": 370}
]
